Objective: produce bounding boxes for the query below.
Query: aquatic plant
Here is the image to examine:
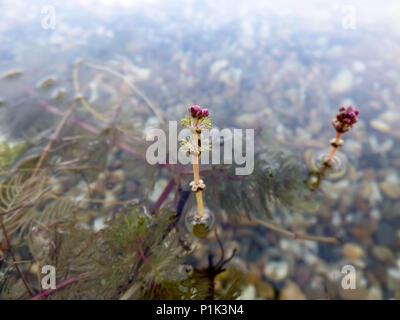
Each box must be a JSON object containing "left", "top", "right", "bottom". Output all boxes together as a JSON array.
[
  {"left": 324, "top": 106, "right": 360, "bottom": 167},
  {"left": 0, "top": 58, "right": 343, "bottom": 301},
  {"left": 181, "top": 105, "right": 213, "bottom": 238},
  {"left": 0, "top": 140, "right": 26, "bottom": 171},
  {"left": 306, "top": 106, "right": 360, "bottom": 191}
]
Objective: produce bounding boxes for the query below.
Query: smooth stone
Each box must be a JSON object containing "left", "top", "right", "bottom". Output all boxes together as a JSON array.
[
  {"left": 368, "top": 136, "right": 394, "bottom": 155},
  {"left": 379, "top": 173, "right": 400, "bottom": 200},
  {"left": 93, "top": 217, "right": 106, "bottom": 232},
  {"left": 294, "top": 265, "right": 312, "bottom": 287},
  {"left": 367, "top": 286, "right": 383, "bottom": 300},
  {"left": 338, "top": 284, "right": 368, "bottom": 300},
  {"left": 255, "top": 281, "right": 275, "bottom": 300},
  {"left": 52, "top": 88, "right": 66, "bottom": 102},
  {"left": 352, "top": 60, "right": 366, "bottom": 73},
  {"left": 2, "top": 69, "right": 23, "bottom": 79},
  {"left": 376, "top": 222, "right": 396, "bottom": 246},
  {"left": 235, "top": 113, "right": 260, "bottom": 128},
  {"left": 263, "top": 260, "right": 290, "bottom": 282},
  {"left": 330, "top": 69, "right": 353, "bottom": 94},
  {"left": 380, "top": 111, "right": 400, "bottom": 125},
  {"left": 209, "top": 59, "right": 229, "bottom": 77},
  {"left": 341, "top": 243, "right": 365, "bottom": 260},
  {"left": 371, "top": 246, "right": 394, "bottom": 263},
  {"left": 240, "top": 284, "right": 256, "bottom": 300},
  {"left": 279, "top": 282, "right": 306, "bottom": 300},
  {"left": 358, "top": 180, "right": 382, "bottom": 207},
  {"left": 36, "top": 75, "right": 57, "bottom": 89},
  {"left": 219, "top": 68, "right": 242, "bottom": 87},
  {"left": 387, "top": 268, "right": 400, "bottom": 298},
  {"left": 148, "top": 179, "right": 169, "bottom": 203},
  {"left": 321, "top": 180, "right": 349, "bottom": 200},
  {"left": 370, "top": 119, "right": 391, "bottom": 134}
]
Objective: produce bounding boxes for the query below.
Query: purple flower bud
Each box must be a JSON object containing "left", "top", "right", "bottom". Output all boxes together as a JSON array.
[
  {"left": 196, "top": 110, "right": 203, "bottom": 117},
  {"left": 189, "top": 105, "right": 202, "bottom": 117},
  {"left": 343, "top": 118, "right": 351, "bottom": 124},
  {"left": 339, "top": 107, "right": 346, "bottom": 112},
  {"left": 202, "top": 108, "right": 209, "bottom": 117}
]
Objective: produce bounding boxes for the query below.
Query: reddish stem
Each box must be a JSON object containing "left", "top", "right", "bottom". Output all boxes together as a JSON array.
[
  {"left": 151, "top": 178, "right": 176, "bottom": 214},
  {"left": 29, "top": 272, "right": 90, "bottom": 300},
  {"left": 327, "top": 132, "right": 342, "bottom": 163},
  {"left": 41, "top": 102, "right": 143, "bottom": 158},
  {"left": 136, "top": 240, "right": 152, "bottom": 268}
]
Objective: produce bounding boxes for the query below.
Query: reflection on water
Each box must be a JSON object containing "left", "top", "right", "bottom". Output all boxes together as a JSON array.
[{"left": 1, "top": 0, "right": 400, "bottom": 300}]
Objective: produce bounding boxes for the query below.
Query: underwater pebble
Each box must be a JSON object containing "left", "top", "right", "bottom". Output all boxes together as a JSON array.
[
  {"left": 234, "top": 113, "right": 260, "bottom": 128},
  {"left": 209, "top": 59, "right": 229, "bottom": 77},
  {"left": 103, "top": 190, "right": 118, "bottom": 211},
  {"left": 376, "top": 222, "right": 396, "bottom": 246},
  {"left": 341, "top": 243, "right": 365, "bottom": 260},
  {"left": 380, "top": 111, "right": 400, "bottom": 126},
  {"left": 52, "top": 88, "right": 66, "bottom": 102},
  {"left": 36, "top": 75, "right": 57, "bottom": 89},
  {"left": 263, "top": 260, "right": 290, "bottom": 282},
  {"left": 370, "top": 119, "right": 391, "bottom": 134},
  {"left": 367, "top": 286, "right": 383, "bottom": 300},
  {"left": 279, "top": 281, "right": 306, "bottom": 300},
  {"left": 93, "top": 217, "right": 107, "bottom": 232},
  {"left": 369, "top": 208, "right": 381, "bottom": 220},
  {"left": 379, "top": 173, "right": 400, "bottom": 200},
  {"left": 342, "top": 139, "right": 362, "bottom": 158},
  {"left": 303, "top": 252, "right": 319, "bottom": 266},
  {"left": 149, "top": 179, "right": 169, "bottom": 203},
  {"left": 304, "top": 276, "right": 326, "bottom": 299},
  {"left": 255, "top": 281, "right": 275, "bottom": 300},
  {"left": 358, "top": 180, "right": 382, "bottom": 207},
  {"left": 332, "top": 211, "right": 342, "bottom": 227},
  {"left": 2, "top": 69, "right": 23, "bottom": 79},
  {"left": 371, "top": 246, "right": 394, "bottom": 263},
  {"left": 294, "top": 265, "right": 312, "bottom": 288},
  {"left": 352, "top": 60, "right": 366, "bottom": 73},
  {"left": 339, "top": 283, "right": 368, "bottom": 300},
  {"left": 240, "top": 284, "right": 256, "bottom": 300},
  {"left": 109, "top": 169, "right": 125, "bottom": 185},
  {"left": 368, "top": 136, "right": 394, "bottom": 155},
  {"left": 330, "top": 69, "right": 353, "bottom": 94},
  {"left": 219, "top": 68, "right": 242, "bottom": 87},
  {"left": 387, "top": 268, "right": 400, "bottom": 298},
  {"left": 321, "top": 180, "right": 349, "bottom": 200},
  {"left": 129, "top": 64, "right": 151, "bottom": 82}
]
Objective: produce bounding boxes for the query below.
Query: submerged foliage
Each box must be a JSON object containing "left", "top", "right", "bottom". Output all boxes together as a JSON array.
[
  {"left": 0, "top": 140, "right": 26, "bottom": 171},
  {"left": 0, "top": 58, "right": 330, "bottom": 301},
  {"left": 202, "top": 150, "right": 319, "bottom": 220}
]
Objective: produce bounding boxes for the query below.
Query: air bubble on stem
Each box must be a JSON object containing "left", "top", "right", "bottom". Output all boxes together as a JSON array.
[
  {"left": 304, "top": 149, "right": 348, "bottom": 180},
  {"left": 184, "top": 206, "right": 215, "bottom": 239}
]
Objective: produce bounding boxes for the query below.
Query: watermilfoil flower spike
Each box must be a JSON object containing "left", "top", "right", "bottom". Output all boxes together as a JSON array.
[
  {"left": 325, "top": 105, "right": 360, "bottom": 167},
  {"left": 181, "top": 105, "right": 214, "bottom": 238}
]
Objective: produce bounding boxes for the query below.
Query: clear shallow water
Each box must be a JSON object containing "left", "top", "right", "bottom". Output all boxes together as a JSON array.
[{"left": 1, "top": 0, "right": 400, "bottom": 299}]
